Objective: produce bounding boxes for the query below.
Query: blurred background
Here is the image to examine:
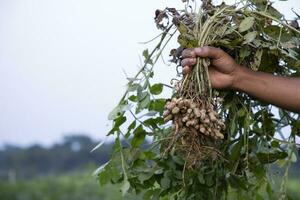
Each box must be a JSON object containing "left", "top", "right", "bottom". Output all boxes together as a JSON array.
[{"left": 0, "top": 0, "right": 299, "bottom": 199}]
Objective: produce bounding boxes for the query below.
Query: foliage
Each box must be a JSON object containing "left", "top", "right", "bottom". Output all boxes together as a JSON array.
[
  {"left": 0, "top": 135, "right": 111, "bottom": 179},
  {"left": 1, "top": 169, "right": 300, "bottom": 200},
  {"left": 97, "top": 0, "right": 300, "bottom": 199},
  {"left": 0, "top": 170, "right": 142, "bottom": 200}
]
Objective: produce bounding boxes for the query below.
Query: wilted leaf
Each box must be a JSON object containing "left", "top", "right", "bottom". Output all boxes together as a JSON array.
[
  {"left": 239, "top": 17, "right": 255, "bottom": 32},
  {"left": 243, "top": 31, "right": 257, "bottom": 44},
  {"left": 251, "top": 49, "right": 263, "bottom": 71}
]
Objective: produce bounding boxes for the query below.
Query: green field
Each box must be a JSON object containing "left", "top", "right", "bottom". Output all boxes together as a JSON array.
[
  {"left": 1, "top": 135, "right": 299, "bottom": 199},
  {"left": 1, "top": 170, "right": 299, "bottom": 200},
  {"left": 0, "top": 170, "right": 143, "bottom": 200}
]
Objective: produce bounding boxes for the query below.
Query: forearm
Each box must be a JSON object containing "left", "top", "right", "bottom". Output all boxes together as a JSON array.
[{"left": 233, "top": 66, "right": 300, "bottom": 113}]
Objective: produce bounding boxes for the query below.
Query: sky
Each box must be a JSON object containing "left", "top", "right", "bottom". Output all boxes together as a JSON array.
[{"left": 0, "top": 0, "right": 299, "bottom": 147}]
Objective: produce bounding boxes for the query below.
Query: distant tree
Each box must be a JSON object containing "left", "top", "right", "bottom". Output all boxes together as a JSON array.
[{"left": 0, "top": 134, "right": 113, "bottom": 180}]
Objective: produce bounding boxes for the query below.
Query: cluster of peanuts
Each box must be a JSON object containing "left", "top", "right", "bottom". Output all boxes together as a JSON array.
[{"left": 163, "top": 97, "right": 225, "bottom": 140}]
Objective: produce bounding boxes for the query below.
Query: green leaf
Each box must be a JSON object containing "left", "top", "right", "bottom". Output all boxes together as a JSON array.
[
  {"left": 98, "top": 165, "right": 111, "bottom": 186},
  {"left": 257, "top": 151, "right": 288, "bottom": 164},
  {"left": 243, "top": 31, "right": 257, "bottom": 44},
  {"left": 239, "top": 17, "right": 255, "bottom": 32},
  {"left": 138, "top": 172, "right": 154, "bottom": 183},
  {"left": 128, "top": 95, "right": 137, "bottom": 102},
  {"left": 239, "top": 47, "right": 251, "bottom": 61},
  {"left": 178, "top": 23, "right": 188, "bottom": 34},
  {"left": 128, "top": 83, "right": 140, "bottom": 92},
  {"left": 271, "top": 140, "right": 279, "bottom": 148},
  {"left": 139, "top": 111, "right": 157, "bottom": 118},
  {"left": 128, "top": 121, "right": 136, "bottom": 132},
  {"left": 291, "top": 152, "right": 297, "bottom": 162},
  {"left": 149, "top": 99, "right": 166, "bottom": 114},
  {"left": 262, "top": 111, "right": 275, "bottom": 137},
  {"left": 291, "top": 119, "right": 300, "bottom": 136},
  {"left": 138, "top": 91, "right": 148, "bottom": 101},
  {"left": 266, "top": 6, "right": 283, "bottom": 19},
  {"left": 198, "top": 173, "right": 205, "bottom": 184},
  {"left": 237, "top": 108, "right": 246, "bottom": 117},
  {"left": 228, "top": 174, "right": 247, "bottom": 190},
  {"left": 108, "top": 104, "right": 128, "bottom": 120},
  {"left": 266, "top": 182, "right": 273, "bottom": 199},
  {"left": 115, "top": 115, "right": 126, "bottom": 128},
  {"left": 108, "top": 115, "right": 127, "bottom": 135},
  {"left": 150, "top": 83, "right": 163, "bottom": 95},
  {"left": 230, "top": 140, "right": 242, "bottom": 163},
  {"left": 143, "top": 117, "right": 164, "bottom": 129},
  {"left": 121, "top": 180, "right": 130, "bottom": 196},
  {"left": 230, "top": 114, "right": 237, "bottom": 136},
  {"left": 161, "top": 176, "right": 171, "bottom": 189},
  {"left": 143, "top": 49, "right": 149, "bottom": 60},
  {"left": 131, "top": 125, "right": 146, "bottom": 148},
  {"left": 172, "top": 155, "right": 184, "bottom": 166},
  {"left": 139, "top": 94, "right": 151, "bottom": 109}
]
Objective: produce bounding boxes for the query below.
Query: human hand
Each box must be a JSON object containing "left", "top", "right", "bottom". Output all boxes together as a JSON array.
[{"left": 181, "top": 46, "right": 242, "bottom": 89}]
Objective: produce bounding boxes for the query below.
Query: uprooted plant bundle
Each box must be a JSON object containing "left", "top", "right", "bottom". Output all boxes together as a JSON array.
[
  {"left": 159, "top": 4, "right": 236, "bottom": 169},
  {"left": 97, "top": 0, "right": 300, "bottom": 199}
]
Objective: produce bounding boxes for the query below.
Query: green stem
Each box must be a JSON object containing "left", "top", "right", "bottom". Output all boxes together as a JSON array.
[
  {"left": 253, "top": 11, "right": 300, "bottom": 34},
  {"left": 118, "top": 25, "right": 174, "bottom": 105},
  {"left": 118, "top": 135, "right": 128, "bottom": 180}
]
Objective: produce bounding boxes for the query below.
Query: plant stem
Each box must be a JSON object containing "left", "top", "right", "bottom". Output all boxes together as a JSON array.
[
  {"left": 253, "top": 11, "right": 300, "bottom": 34},
  {"left": 118, "top": 25, "right": 174, "bottom": 105}
]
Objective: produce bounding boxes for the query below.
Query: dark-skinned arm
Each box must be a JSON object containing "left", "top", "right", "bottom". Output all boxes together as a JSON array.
[
  {"left": 233, "top": 66, "right": 300, "bottom": 113},
  {"left": 181, "top": 46, "right": 300, "bottom": 113}
]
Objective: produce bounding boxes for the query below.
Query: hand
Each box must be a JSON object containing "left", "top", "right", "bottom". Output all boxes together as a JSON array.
[{"left": 181, "top": 46, "right": 241, "bottom": 89}]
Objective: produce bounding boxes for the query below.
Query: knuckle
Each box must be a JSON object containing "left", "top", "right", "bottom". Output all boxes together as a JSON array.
[
  {"left": 202, "top": 46, "right": 211, "bottom": 53},
  {"left": 190, "top": 58, "right": 196, "bottom": 64},
  {"left": 182, "top": 48, "right": 195, "bottom": 58}
]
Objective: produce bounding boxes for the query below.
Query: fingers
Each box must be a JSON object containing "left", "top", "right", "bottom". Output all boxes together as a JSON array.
[
  {"left": 182, "top": 66, "right": 192, "bottom": 75},
  {"left": 180, "top": 46, "right": 225, "bottom": 75},
  {"left": 193, "top": 46, "right": 223, "bottom": 60},
  {"left": 181, "top": 58, "right": 197, "bottom": 67},
  {"left": 181, "top": 58, "right": 196, "bottom": 75},
  {"left": 181, "top": 48, "right": 196, "bottom": 58}
]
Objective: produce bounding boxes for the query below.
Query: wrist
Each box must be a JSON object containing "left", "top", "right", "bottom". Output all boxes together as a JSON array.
[{"left": 231, "top": 65, "right": 253, "bottom": 91}]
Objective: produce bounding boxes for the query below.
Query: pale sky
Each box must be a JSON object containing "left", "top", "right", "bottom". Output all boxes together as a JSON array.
[{"left": 0, "top": 0, "right": 299, "bottom": 146}]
